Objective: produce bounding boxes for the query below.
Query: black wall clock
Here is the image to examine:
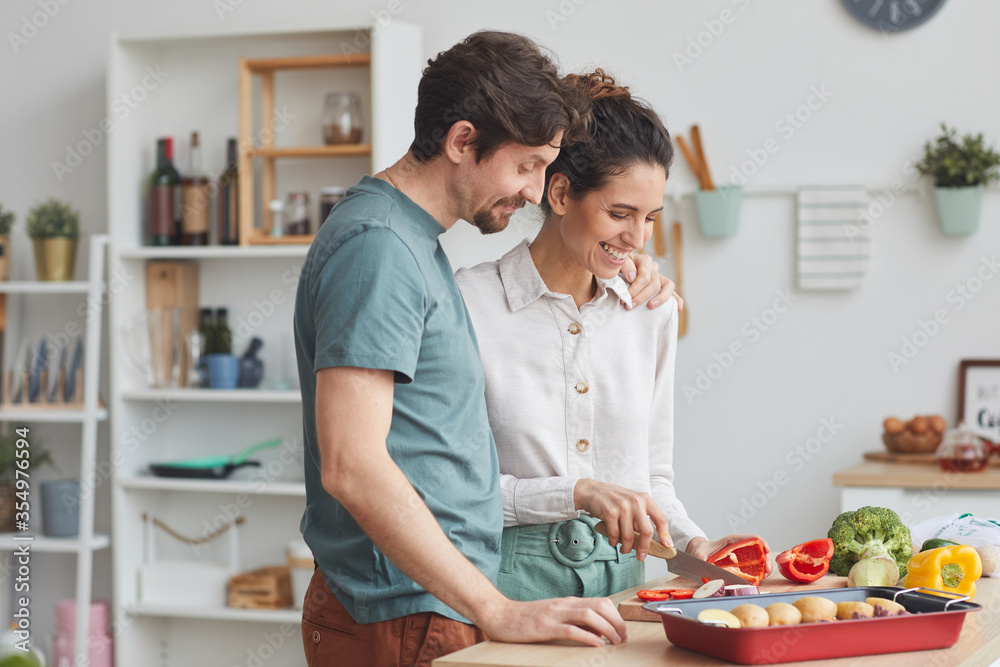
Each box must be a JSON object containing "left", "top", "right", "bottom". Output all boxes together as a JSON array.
[{"left": 840, "top": 0, "right": 947, "bottom": 32}]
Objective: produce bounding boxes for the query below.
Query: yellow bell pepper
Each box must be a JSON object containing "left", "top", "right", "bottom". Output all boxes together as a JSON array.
[{"left": 902, "top": 545, "right": 983, "bottom": 599}]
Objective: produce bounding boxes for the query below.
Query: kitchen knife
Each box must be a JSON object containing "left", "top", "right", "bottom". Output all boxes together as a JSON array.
[{"left": 594, "top": 521, "right": 749, "bottom": 586}]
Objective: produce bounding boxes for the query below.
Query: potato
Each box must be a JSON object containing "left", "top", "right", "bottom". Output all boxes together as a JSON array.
[
  {"left": 766, "top": 602, "right": 802, "bottom": 626},
  {"left": 731, "top": 603, "right": 769, "bottom": 628},
  {"left": 883, "top": 417, "right": 905, "bottom": 434},
  {"left": 836, "top": 601, "right": 874, "bottom": 620},
  {"left": 866, "top": 597, "right": 906, "bottom": 615},
  {"left": 697, "top": 608, "right": 741, "bottom": 628},
  {"left": 793, "top": 596, "right": 837, "bottom": 623}
]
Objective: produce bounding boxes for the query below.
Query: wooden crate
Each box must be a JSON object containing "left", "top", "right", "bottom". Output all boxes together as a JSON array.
[{"left": 228, "top": 566, "right": 292, "bottom": 609}]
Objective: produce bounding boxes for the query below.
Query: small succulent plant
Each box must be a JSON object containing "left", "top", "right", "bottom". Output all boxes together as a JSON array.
[
  {"left": 917, "top": 124, "right": 1000, "bottom": 188},
  {"left": 26, "top": 198, "right": 80, "bottom": 240}
]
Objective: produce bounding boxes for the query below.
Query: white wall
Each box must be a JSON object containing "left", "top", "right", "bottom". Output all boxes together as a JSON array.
[{"left": 2, "top": 0, "right": 999, "bottom": 633}]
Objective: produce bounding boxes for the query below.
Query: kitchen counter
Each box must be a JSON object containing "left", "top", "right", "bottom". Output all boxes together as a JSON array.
[
  {"left": 833, "top": 461, "right": 1000, "bottom": 490},
  {"left": 832, "top": 459, "right": 1000, "bottom": 525},
  {"left": 434, "top": 575, "right": 1000, "bottom": 666}
]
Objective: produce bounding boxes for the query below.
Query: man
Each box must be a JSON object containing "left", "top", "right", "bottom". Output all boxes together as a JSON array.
[{"left": 294, "top": 31, "right": 671, "bottom": 666}]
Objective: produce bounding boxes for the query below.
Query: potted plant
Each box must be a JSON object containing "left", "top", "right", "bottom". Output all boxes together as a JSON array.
[
  {"left": 917, "top": 124, "right": 1000, "bottom": 235},
  {"left": 0, "top": 205, "right": 13, "bottom": 280},
  {"left": 26, "top": 198, "right": 80, "bottom": 281},
  {"left": 0, "top": 429, "right": 54, "bottom": 533}
]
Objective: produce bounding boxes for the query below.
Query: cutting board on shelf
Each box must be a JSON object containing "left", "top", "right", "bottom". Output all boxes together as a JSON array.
[
  {"left": 618, "top": 573, "right": 848, "bottom": 622},
  {"left": 864, "top": 451, "right": 1000, "bottom": 466}
]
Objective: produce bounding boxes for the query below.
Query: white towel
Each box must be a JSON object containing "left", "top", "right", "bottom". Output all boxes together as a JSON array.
[{"left": 797, "top": 186, "right": 871, "bottom": 290}]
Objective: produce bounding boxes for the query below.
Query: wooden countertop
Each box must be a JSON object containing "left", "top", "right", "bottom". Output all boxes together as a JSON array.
[
  {"left": 833, "top": 460, "right": 1000, "bottom": 490},
  {"left": 434, "top": 576, "right": 1000, "bottom": 666}
]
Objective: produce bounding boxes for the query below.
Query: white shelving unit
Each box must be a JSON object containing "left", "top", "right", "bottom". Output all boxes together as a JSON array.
[
  {"left": 107, "top": 23, "right": 421, "bottom": 667},
  {"left": 120, "top": 388, "right": 301, "bottom": 403},
  {"left": 0, "top": 234, "right": 110, "bottom": 667},
  {"left": 0, "top": 533, "right": 111, "bottom": 553}
]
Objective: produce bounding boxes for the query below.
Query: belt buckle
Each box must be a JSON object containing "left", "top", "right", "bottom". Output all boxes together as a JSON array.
[{"left": 547, "top": 519, "right": 599, "bottom": 568}]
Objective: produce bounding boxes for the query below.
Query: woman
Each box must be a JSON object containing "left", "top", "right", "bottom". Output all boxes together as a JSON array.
[{"left": 456, "top": 71, "right": 769, "bottom": 600}]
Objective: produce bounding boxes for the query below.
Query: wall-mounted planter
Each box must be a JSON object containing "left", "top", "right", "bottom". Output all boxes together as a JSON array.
[
  {"left": 694, "top": 185, "right": 742, "bottom": 238},
  {"left": 0, "top": 235, "right": 9, "bottom": 280},
  {"left": 933, "top": 185, "right": 983, "bottom": 236},
  {"left": 41, "top": 478, "right": 81, "bottom": 537}
]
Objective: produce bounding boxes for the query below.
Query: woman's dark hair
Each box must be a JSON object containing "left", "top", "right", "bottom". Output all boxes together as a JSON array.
[
  {"left": 539, "top": 69, "right": 673, "bottom": 215},
  {"left": 409, "top": 31, "right": 590, "bottom": 163}
]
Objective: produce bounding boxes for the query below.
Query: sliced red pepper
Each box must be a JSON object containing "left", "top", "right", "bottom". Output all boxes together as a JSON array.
[
  {"left": 636, "top": 588, "right": 696, "bottom": 601},
  {"left": 667, "top": 589, "right": 695, "bottom": 599},
  {"left": 775, "top": 538, "right": 834, "bottom": 583},
  {"left": 707, "top": 538, "right": 768, "bottom": 586}
]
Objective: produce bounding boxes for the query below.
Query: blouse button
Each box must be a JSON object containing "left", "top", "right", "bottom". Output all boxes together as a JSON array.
[
  {"left": 312, "top": 630, "right": 321, "bottom": 644},
  {"left": 576, "top": 439, "right": 590, "bottom": 453},
  {"left": 575, "top": 381, "right": 589, "bottom": 394},
  {"left": 567, "top": 322, "right": 582, "bottom": 335}
]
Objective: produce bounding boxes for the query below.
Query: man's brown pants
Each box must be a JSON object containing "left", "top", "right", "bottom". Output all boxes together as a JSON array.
[{"left": 302, "top": 568, "right": 486, "bottom": 666}]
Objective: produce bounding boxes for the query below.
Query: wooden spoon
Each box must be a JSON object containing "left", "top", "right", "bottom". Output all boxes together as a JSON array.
[
  {"left": 652, "top": 213, "right": 667, "bottom": 257},
  {"left": 672, "top": 221, "right": 687, "bottom": 337}
]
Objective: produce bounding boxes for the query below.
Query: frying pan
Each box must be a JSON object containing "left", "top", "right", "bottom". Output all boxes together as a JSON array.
[{"left": 149, "top": 438, "right": 283, "bottom": 479}]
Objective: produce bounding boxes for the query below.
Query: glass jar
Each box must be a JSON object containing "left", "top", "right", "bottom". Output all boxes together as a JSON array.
[
  {"left": 323, "top": 92, "right": 363, "bottom": 145},
  {"left": 936, "top": 424, "right": 989, "bottom": 472},
  {"left": 320, "top": 187, "right": 347, "bottom": 227},
  {"left": 285, "top": 192, "right": 310, "bottom": 235}
]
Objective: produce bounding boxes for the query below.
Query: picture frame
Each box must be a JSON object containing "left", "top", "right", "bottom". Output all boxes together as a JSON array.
[{"left": 958, "top": 359, "right": 1000, "bottom": 443}]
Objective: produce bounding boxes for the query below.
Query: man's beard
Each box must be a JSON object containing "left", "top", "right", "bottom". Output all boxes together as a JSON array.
[{"left": 472, "top": 196, "right": 526, "bottom": 235}]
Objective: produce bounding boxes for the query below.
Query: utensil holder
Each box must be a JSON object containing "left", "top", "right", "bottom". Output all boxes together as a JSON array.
[{"left": 694, "top": 186, "right": 742, "bottom": 238}]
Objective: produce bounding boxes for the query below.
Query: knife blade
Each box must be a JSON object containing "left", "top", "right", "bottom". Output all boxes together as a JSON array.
[{"left": 593, "top": 521, "right": 750, "bottom": 586}]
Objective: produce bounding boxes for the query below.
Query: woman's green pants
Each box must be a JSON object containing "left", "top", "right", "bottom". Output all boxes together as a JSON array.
[{"left": 497, "top": 515, "right": 645, "bottom": 600}]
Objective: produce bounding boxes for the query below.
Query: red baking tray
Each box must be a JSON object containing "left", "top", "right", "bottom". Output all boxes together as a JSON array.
[{"left": 643, "top": 586, "right": 980, "bottom": 664}]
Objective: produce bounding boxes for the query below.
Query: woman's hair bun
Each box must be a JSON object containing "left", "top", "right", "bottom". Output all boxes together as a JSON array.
[{"left": 567, "top": 68, "right": 630, "bottom": 101}]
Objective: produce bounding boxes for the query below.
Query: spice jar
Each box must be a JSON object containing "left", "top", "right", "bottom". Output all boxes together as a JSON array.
[
  {"left": 285, "top": 192, "right": 310, "bottom": 235},
  {"left": 936, "top": 424, "right": 989, "bottom": 472},
  {"left": 320, "top": 187, "right": 347, "bottom": 226},
  {"left": 323, "top": 92, "right": 363, "bottom": 144}
]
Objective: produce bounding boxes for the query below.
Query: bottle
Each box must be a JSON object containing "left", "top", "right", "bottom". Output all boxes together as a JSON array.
[
  {"left": 215, "top": 308, "right": 232, "bottom": 355},
  {"left": 268, "top": 199, "right": 284, "bottom": 238},
  {"left": 181, "top": 131, "right": 210, "bottom": 245},
  {"left": 198, "top": 308, "right": 215, "bottom": 355},
  {"left": 148, "top": 137, "right": 181, "bottom": 246},
  {"left": 217, "top": 138, "right": 239, "bottom": 245}
]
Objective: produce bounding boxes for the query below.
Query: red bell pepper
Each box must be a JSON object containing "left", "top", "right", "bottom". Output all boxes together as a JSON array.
[
  {"left": 775, "top": 538, "right": 834, "bottom": 583},
  {"left": 707, "top": 538, "right": 768, "bottom": 586},
  {"left": 636, "top": 588, "right": 695, "bottom": 601}
]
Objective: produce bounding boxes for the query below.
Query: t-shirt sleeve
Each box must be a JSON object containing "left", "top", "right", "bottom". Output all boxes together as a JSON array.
[{"left": 309, "top": 227, "right": 425, "bottom": 383}]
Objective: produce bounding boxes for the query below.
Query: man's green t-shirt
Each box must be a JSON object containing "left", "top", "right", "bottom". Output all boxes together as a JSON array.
[{"left": 294, "top": 175, "right": 502, "bottom": 624}]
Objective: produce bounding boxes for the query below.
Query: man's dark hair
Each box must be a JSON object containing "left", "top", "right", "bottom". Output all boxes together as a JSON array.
[
  {"left": 409, "top": 31, "right": 590, "bottom": 163},
  {"left": 539, "top": 70, "right": 673, "bottom": 215}
]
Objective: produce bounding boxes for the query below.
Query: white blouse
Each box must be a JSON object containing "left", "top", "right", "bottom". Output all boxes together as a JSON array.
[{"left": 455, "top": 240, "right": 706, "bottom": 552}]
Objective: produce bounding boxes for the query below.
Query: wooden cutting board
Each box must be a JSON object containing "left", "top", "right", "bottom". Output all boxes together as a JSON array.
[
  {"left": 618, "top": 573, "right": 848, "bottom": 622},
  {"left": 864, "top": 451, "right": 1000, "bottom": 466}
]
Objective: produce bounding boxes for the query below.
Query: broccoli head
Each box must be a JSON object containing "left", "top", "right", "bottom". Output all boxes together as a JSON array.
[{"left": 827, "top": 506, "right": 912, "bottom": 578}]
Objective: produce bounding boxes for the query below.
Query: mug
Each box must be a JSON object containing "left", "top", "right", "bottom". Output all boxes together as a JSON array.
[{"left": 201, "top": 353, "right": 239, "bottom": 389}]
